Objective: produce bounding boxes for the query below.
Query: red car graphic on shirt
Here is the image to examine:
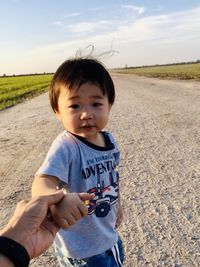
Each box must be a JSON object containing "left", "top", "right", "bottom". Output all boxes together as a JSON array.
[{"left": 87, "top": 172, "right": 119, "bottom": 217}]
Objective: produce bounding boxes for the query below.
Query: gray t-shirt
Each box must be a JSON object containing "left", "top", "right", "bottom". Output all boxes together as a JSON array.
[{"left": 36, "top": 130, "right": 120, "bottom": 259}]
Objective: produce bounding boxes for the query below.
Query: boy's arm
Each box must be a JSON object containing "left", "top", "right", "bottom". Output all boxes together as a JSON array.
[
  {"left": 32, "top": 175, "right": 61, "bottom": 197},
  {"left": 115, "top": 186, "right": 123, "bottom": 229},
  {"left": 116, "top": 203, "right": 123, "bottom": 229}
]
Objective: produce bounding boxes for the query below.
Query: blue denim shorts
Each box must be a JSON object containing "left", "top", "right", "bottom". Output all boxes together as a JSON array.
[{"left": 55, "top": 236, "right": 125, "bottom": 267}]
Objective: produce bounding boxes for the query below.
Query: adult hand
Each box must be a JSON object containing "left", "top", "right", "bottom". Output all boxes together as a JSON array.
[{"left": 0, "top": 191, "right": 65, "bottom": 259}]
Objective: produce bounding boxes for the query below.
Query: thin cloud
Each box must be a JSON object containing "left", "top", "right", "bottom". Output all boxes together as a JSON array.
[
  {"left": 30, "top": 6, "right": 200, "bottom": 49},
  {"left": 112, "top": 6, "right": 200, "bottom": 45},
  {"left": 64, "top": 12, "right": 80, "bottom": 18},
  {"left": 54, "top": 4, "right": 146, "bottom": 35},
  {"left": 67, "top": 20, "right": 112, "bottom": 33},
  {"left": 53, "top": 21, "right": 63, "bottom": 26},
  {"left": 90, "top": 7, "right": 105, "bottom": 12},
  {"left": 31, "top": 6, "right": 200, "bottom": 54},
  {"left": 121, "top": 4, "right": 146, "bottom": 15},
  {"left": 6, "top": 5, "right": 200, "bottom": 73}
]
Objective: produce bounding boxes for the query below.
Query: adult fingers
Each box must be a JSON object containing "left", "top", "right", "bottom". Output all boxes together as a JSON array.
[{"left": 37, "top": 190, "right": 65, "bottom": 207}]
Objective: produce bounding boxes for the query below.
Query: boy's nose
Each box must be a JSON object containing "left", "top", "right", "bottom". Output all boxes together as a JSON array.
[{"left": 80, "top": 111, "right": 93, "bottom": 120}]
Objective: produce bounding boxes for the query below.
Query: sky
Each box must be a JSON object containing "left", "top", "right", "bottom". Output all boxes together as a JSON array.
[{"left": 1, "top": 0, "right": 200, "bottom": 75}]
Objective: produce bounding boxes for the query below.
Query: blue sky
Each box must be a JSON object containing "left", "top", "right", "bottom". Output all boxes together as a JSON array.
[{"left": 1, "top": 0, "right": 200, "bottom": 75}]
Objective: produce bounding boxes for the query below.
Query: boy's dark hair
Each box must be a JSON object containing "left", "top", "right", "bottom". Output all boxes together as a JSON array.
[{"left": 49, "top": 58, "right": 115, "bottom": 113}]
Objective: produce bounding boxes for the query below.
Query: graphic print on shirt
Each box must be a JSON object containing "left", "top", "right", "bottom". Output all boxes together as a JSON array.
[
  {"left": 87, "top": 172, "right": 119, "bottom": 217},
  {"left": 82, "top": 152, "right": 119, "bottom": 217}
]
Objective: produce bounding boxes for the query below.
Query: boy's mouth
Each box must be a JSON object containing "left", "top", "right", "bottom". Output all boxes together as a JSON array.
[{"left": 80, "top": 123, "right": 94, "bottom": 128}]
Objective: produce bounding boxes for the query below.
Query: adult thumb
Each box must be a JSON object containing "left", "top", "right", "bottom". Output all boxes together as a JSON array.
[{"left": 78, "top": 193, "right": 95, "bottom": 202}]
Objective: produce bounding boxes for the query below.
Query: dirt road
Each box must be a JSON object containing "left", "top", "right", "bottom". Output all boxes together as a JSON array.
[{"left": 0, "top": 74, "right": 199, "bottom": 266}]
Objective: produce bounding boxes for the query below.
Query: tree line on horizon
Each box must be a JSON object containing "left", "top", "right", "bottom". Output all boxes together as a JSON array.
[
  {"left": 122, "top": 59, "right": 200, "bottom": 70},
  {"left": 1, "top": 59, "right": 200, "bottom": 77},
  {"left": 0, "top": 72, "right": 54, "bottom": 78}
]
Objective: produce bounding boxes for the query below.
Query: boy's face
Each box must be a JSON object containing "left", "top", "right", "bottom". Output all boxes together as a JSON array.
[{"left": 55, "top": 82, "right": 111, "bottom": 144}]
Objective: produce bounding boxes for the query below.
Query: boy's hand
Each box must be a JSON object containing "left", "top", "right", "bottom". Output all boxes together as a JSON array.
[
  {"left": 50, "top": 192, "right": 94, "bottom": 229},
  {"left": 115, "top": 204, "right": 123, "bottom": 229}
]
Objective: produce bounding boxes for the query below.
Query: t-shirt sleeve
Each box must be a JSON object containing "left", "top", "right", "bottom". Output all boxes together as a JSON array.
[
  {"left": 35, "top": 133, "right": 71, "bottom": 183},
  {"left": 107, "top": 131, "right": 120, "bottom": 164}
]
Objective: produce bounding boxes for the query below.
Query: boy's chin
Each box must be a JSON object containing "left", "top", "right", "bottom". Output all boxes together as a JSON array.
[
  {"left": 69, "top": 131, "right": 92, "bottom": 139},
  {"left": 80, "top": 132, "right": 98, "bottom": 140},
  {"left": 69, "top": 129, "right": 98, "bottom": 140}
]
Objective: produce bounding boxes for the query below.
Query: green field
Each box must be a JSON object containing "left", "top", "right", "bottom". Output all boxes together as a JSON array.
[
  {"left": 0, "top": 74, "right": 52, "bottom": 111},
  {"left": 115, "top": 63, "right": 200, "bottom": 80},
  {"left": 0, "top": 63, "right": 200, "bottom": 111}
]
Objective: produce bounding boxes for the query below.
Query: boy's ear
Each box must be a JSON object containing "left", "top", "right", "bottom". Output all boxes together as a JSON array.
[
  {"left": 55, "top": 111, "right": 62, "bottom": 121},
  {"left": 108, "top": 104, "right": 112, "bottom": 112}
]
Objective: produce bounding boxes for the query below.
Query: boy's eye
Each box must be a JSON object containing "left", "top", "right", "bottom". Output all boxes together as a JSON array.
[
  {"left": 69, "top": 104, "right": 80, "bottom": 109},
  {"left": 93, "top": 103, "right": 102, "bottom": 107}
]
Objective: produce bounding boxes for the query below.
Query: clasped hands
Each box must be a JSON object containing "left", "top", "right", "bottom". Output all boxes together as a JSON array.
[
  {"left": 0, "top": 191, "right": 94, "bottom": 260},
  {"left": 50, "top": 191, "right": 94, "bottom": 229}
]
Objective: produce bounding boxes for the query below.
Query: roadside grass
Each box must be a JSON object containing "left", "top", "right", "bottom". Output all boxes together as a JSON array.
[
  {"left": 0, "top": 74, "right": 52, "bottom": 111},
  {"left": 115, "top": 63, "right": 200, "bottom": 80}
]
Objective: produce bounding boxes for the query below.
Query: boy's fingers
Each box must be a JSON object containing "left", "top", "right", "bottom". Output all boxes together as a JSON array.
[
  {"left": 78, "top": 193, "right": 95, "bottom": 202},
  {"left": 77, "top": 204, "right": 88, "bottom": 217}
]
